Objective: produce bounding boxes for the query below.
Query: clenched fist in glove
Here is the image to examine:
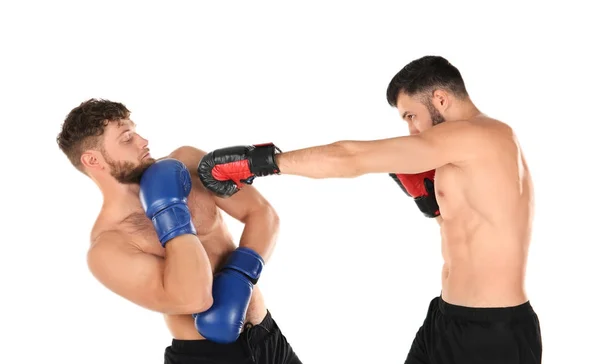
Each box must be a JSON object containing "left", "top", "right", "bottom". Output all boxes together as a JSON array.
[
  {"left": 389, "top": 170, "right": 440, "bottom": 218},
  {"left": 197, "top": 143, "right": 281, "bottom": 197}
]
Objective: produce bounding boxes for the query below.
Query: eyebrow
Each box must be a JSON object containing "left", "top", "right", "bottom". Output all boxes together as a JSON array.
[
  {"left": 117, "top": 125, "right": 135, "bottom": 137},
  {"left": 116, "top": 120, "right": 137, "bottom": 136},
  {"left": 117, "top": 129, "right": 132, "bottom": 139}
]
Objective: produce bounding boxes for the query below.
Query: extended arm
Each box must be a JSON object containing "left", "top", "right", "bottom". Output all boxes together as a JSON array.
[
  {"left": 196, "top": 120, "right": 488, "bottom": 198},
  {"left": 275, "top": 120, "right": 483, "bottom": 178}
]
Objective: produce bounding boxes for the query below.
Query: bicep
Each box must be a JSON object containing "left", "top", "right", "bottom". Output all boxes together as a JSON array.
[
  {"left": 87, "top": 234, "right": 170, "bottom": 313},
  {"left": 354, "top": 136, "right": 441, "bottom": 174},
  {"left": 356, "top": 121, "right": 487, "bottom": 174}
]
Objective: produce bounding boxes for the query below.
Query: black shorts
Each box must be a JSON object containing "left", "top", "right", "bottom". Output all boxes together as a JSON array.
[
  {"left": 164, "top": 310, "right": 301, "bottom": 364},
  {"left": 405, "top": 296, "right": 542, "bottom": 364}
]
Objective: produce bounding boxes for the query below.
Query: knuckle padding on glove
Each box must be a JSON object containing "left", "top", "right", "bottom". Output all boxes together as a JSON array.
[{"left": 197, "top": 152, "right": 241, "bottom": 197}]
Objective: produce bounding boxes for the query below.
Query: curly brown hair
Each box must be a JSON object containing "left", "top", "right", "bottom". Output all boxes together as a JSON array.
[{"left": 57, "top": 98, "right": 130, "bottom": 171}]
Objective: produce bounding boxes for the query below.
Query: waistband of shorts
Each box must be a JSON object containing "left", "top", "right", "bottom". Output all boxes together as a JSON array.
[
  {"left": 438, "top": 297, "right": 536, "bottom": 322},
  {"left": 170, "top": 310, "right": 275, "bottom": 354},
  {"left": 170, "top": 336, "right": 240, "bottom": 355}
]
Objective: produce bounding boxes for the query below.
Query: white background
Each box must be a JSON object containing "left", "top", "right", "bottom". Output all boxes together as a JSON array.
[{"left": 1, "top": 1, "right": 598, "bottom": 363}]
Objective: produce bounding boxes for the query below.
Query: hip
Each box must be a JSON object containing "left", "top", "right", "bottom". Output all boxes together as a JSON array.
[
  {"left": 441, "top": 265, "right": 527, "bottom": 307},
  {"left": 405, "top": 296, "right": 542, "bottom": 364}
]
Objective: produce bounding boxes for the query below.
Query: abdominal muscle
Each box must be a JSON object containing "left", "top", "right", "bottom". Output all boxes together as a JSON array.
[{"left": 440, "top": 215, "right": 528, "bottom": 308}]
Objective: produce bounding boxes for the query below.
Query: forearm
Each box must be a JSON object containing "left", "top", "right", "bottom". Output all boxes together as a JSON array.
[
  {"left": 163, "top": 235, "right": 213, "bottom": 310},
  {"left": 238, "top": 207, "right": 279, "bottom": 262},
  {"left": 275, "top": 141, "right": 364, "bottom": 179}
]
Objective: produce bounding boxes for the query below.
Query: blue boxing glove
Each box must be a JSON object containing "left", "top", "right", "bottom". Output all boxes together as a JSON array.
[
  {"left": 139, "top": 158, "right": 197, "bottom": 246},
  {"left": 194, "top": 247, "right": 264, "bottom": 343}
]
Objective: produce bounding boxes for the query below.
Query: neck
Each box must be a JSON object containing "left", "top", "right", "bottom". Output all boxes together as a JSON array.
[
  {"left": 449, "top": 98, "right": 483, "bottom": 121},
  {"left": 97, "top": 178, "right": 143, "bottom": 218}
]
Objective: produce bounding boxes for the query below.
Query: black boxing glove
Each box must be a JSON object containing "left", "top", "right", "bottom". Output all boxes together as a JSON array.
[
  {"left": 197, "top": 143, "right": 281, "bottom": 197},
  {"left": 389, "top": 170, "right": 440, "bottom": 218}
]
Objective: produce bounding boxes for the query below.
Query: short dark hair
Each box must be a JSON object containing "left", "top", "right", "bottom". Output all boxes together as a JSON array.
[
  {"left": 57, "top": 98, "right": 130, "bottom": 171},
  {"left": 386, "top": 56, "right": 468, "bottom": 107}
]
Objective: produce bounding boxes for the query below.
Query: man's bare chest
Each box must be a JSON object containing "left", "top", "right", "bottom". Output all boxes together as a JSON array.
[
  {"left": 119, "top": 193, "right": 221, "bottom": 255},
  {"left": 434, "top": 165, "right": 468, "bottom": 218}
]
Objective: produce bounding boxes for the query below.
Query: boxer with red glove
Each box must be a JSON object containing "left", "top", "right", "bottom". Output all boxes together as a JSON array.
[
  {"left": 197, "top": 143, "right": 281, "bottom": 198},
  {"left": 389, "top": 170, "right": 440, "bottom": 218}
]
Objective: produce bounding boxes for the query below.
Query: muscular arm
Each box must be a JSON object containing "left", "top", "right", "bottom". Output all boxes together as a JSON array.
[
  {"left": 87, "top": 231, "right": 213, "bottom": 315},
  {"left": 213, "top": 186, "right": 279, "bottom": 262},
  {"left": 172, "top": 146, "right": 279, "bottom": 262},
  {"left": 275, "top": 120, "right": 486, "bottom": 178}
]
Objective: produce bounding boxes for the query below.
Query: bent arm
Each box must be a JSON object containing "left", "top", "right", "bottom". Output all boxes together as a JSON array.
[
  {"left": 171, "top": 145, "right": 279, "bottom": 262},
  {"left": 275, "top": 120, "right": 484, "bottom": 178},
  {"left": 214, "top": 186, "right": 279, "bottom": 262},
  {"left": 88, "top": 231, "right": 213, "bottom": 315}
]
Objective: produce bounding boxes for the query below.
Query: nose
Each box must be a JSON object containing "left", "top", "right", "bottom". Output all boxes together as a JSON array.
[
  {"left": 136, "top": 134, "right": 149, "bottom": 149},
  {"left": 408, "top": 126, "right": 420, "bottom": 135}
]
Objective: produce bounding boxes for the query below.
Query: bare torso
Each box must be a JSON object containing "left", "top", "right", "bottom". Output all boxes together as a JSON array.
[
  {"left": 435, "top": 116, "right": 534, "bottom": 307},
  {"left": 90, "top": 157, "right": 267, "bottom": 340}
]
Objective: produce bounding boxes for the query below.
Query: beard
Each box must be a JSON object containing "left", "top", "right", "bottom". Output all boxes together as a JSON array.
[
  {"left": 103, "top": 153, "right": 156, "bottom": 184},
  {"left": 425, "top": 99, "right": 446, "bottom": 125}
]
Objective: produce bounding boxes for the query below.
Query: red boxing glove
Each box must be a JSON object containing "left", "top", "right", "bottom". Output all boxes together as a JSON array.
[
  {"left": 389, "top": 170, "right": 440, "bottom": 218},
  {"left": 197, "top": 143, "right": 281, "bottom": 198}
]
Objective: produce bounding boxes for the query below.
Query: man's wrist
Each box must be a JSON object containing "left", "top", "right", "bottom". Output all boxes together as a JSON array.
[{"left": 249, "top": 143, "right": 281, "bottom": 176}]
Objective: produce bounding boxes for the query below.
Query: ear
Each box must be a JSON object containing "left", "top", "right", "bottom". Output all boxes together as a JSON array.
[
  {"left": 432, "top": 89, "right": 451, "bottom": 111},
  {"left": 81, "top": 150, "right": 104, "bottom": 171}
]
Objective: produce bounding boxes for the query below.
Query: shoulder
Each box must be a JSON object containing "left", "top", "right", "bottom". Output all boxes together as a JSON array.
[
  {"left": 168, "top": 145, "right": 208, "bottom": 171},
  {"left": 169, "top": 145, "right": 208, "bottom": 160},
  {"left": 473, "top": 116, "right": 518, "bottom": 149},
  {"left": 431, "top": 116, "right": 511, "bottom": 137},
  {"left": 429, "top": 116, "right": 515, "bottom": 149}
]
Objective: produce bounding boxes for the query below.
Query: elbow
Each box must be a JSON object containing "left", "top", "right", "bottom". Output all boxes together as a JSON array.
[
  {"left": 244, "top": 203, "right": 280, "bottom": 229},
  {"left": 331, "top": 141, "right": 365, "bottom": 178},
  {"left": 185, "top": 292, "right": 214, "bottom": 315},
  {"left": 162, "top": 282, "right": 214, "bottom": 315},
  {"left": 186, "top": 283, "right": 214, "bottom": 314},
  {"left": 266, "top": 205, "right": 280, "bottom": 229},
  {"left": 262, "top": 204, "right": 280, "bottom": 238},
  {"left": 164, "top": 290, "right": 214, "bottom": 315}
]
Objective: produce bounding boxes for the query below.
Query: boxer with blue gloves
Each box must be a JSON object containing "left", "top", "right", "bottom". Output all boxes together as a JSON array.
[{"left": 58, "top": 99, "right": 301, "bottom": 364}]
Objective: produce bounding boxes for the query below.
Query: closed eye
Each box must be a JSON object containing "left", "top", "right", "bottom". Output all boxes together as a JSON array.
[
  {"left": 401, "top": 111, "right": 415, "bottom": 122},
  {"left": 121, "top": 131, "right": 133, "bottom": 143}
]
